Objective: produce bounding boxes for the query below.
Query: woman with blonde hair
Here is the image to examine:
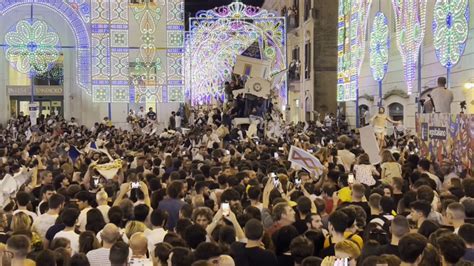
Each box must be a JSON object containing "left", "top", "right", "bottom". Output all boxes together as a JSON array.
[
  {"left": 11, "top": 212, "right": 32, "bottom": 233},
  {"left": 321, "top": 239, "right": 361, "bottom": 266},
  {"left": 124, "top": 220, "right": 146, "bottom": 240},
  {"left": 380, "top": 150, "right": 402, "bottom": 184}
]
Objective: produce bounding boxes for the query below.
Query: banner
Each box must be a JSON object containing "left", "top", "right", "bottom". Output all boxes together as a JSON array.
[
  {"left": 416, "top": 114, "right": 473, "bottom": 171},
  {"left": 94, "top": 159, "right": 123, "bottom": 180},
  {"left": 29, "top": 102, "right": 39, "bottom": 126},
  {"left": 288, "top": 146, "right": 324, "bottom": 176},
  {"left": 359, "top": 126, "right": 381, "bottom": 165}
]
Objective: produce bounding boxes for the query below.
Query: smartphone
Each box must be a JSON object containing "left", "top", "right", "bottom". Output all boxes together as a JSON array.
[
  {"left": 131, "top": 182, "right": 140, "bottom": 189},
  {"left": 225, "top": 150, "right": 231, "bottom": 155},
  {"left": 93, "top": 178, "right": 99, "bottom": 187},
  {"left": 329, "top": 140, "right": 334, "bottom": 145},
  {"left": 274, "top": 152, "right": 279, "bottom": 159},
  {"left": 308, "top": 149, "right": 313, "bottom": 153},
  {"left": 278, "top": 147, "right": 284, "bottom": 151},
  {"left": 222, "top": 203, "right": 230, "bottom": 216},
  {"left": 295, "top": 178, "right": 301, "bottom": 188},
  {"left": 334, "top": 258, "right": 349, "bottom": 266},
  {"left": 348, "top": 173, "right": 355, "bottom": 184}
]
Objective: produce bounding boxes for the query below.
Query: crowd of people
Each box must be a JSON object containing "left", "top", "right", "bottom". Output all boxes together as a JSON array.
[{"left": 0, "top": 105, "right": 472, "bottom": 266}]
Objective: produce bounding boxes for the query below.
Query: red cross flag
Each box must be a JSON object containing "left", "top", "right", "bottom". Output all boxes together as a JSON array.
[{"left": 288, "top": 146, "right": 325, "bottom": 176}]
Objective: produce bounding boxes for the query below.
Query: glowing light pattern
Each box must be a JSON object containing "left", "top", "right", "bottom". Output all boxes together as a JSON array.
[
  {"left": 5, "top": 20, "right": 60, "bottom": 75},
  {"left": 0, "top": 1, "right": 91, "bottom": 93},
  {"left": 432, "top": 0, "right": 470, "bottom": 69},
  {"left": 337, "top": 0, "right": 372, "bottom": 102},
  {"left": 64, "top": 0, "right": 91, "bottom": 23},
  {"left": 392, "top": 0, "right": 428, "bottom": 95},
  {"left": 188, "top": 2, "right": 286, "bottom": 105},
  {"left": 369, "top": 12, "right": 389, "bottom": 82}
]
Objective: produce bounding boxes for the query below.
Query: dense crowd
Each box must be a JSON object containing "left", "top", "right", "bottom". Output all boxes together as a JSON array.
[{"left": 0, "top": 107, "right": 473, "bottom": 266}]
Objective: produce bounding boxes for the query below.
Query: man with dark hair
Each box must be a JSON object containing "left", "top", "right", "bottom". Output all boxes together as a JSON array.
[
  {"left": 445, "top": 202, "right": 466, "bottom": 233},
  {"left": 158, "top": 181, "right": 185, "bottom": 230},
  {"left": 134, "top": 204, "right": 150, "bottom": 223},
  {"left": 458, "top": 223, "right": 474, "bottom": 262},
  {"left": 37, "top": 184, "right": 55, "bottom": 215},
  {"left": 398, "top": 233, "right": 427, "bottom": 265},
  {"left": 168, "top": 247, "right": 194, "bottom": 266},
  {"left": 341, "top": 183, "right": 370, "bottom": 223},
  {"left": 184, "top": 224, "right": 206, "bottom": 250},
  {"left": 33, "top": 193, "right": 64, "bottom": 239},
  {"left": 409, "top": 200, "right": 431, "bottom": 230},
  {"left": 148, "top": 209, "right": 168, "bottom": 254},
  {"left": 320, "top": 210, "right": 349, "bottom": 257},
  {"left": 381, "top": 215, "right": 410, "bottom": 257},
  {"left": 110, "top": 241, "right": 130, "bottom": 266},
  {"left": 231, "top": 219, "right": 278, "bottom": 266},
  {"left": 417, "top": 159, "right": 442, "bottom": 190},
  {"left": 267, "top": 202, "right": 296, "bottom": 236},
  {"left": 305, "top": 213, "right": 323, "bottom": 232},
  {"left": 293, "top": 196, "right": 312, "bottom": 234},
  {"left": 194, "top": 242, "right": 222, "bottom": 262},
  {"left": 76, "top": 190, "right": 92, "bottom": 232},
  {"left": 13, "top": 191, "right": 37, "bottom": 220},
  {"left": 35, "top": 249, "right": 56, "bottom": 266},
  {"left": 437, "top": 234, "right": 467, "bottom": 265},
  {"left": 462, "top": 178, "right": 474, "bottom": 199},
  {"left": 290, "top": 236, "right": 314, "bottom": 265},
  {"left": 54, "top": 207, "right": 80, "bottom": 254}
]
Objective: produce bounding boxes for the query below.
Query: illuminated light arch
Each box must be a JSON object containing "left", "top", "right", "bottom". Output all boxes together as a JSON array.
[
  {"left": 187, "top": 2, "right": 287, "bottom": 105},
  {"left": 369, "top": 12, "right": 390, "bottom": 82},
  {"left": 0, "top": 0, "right": 91, "bottom": 94}
]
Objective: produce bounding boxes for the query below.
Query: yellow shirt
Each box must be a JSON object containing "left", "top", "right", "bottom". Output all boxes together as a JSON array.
[
  {"left": 323, "top": 231, "right": 364, "bottom": 249},
  {"left": 338, "top": 187, "right": 352, "bottom": 203}
]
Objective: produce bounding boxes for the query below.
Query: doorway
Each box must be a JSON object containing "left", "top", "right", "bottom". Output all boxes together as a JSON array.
[{"left": 10, "top": 96, "right": 63, "bottom": 117}]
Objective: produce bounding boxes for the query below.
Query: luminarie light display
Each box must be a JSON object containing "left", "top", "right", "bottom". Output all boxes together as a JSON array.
[
  {"left": 369, "top": 12, "right": 389, "bottom": 82},
  {"left": 187, "top": 2, "right": 286, "bottom": 105},
  {"left": 5, "top": 20, "right": 60, "bottom": 75},
  {"left": 392, "top": 0, "right": 428, "bottom": 95},
  {"left": 432, "top": 0, "right": 469, "bottom": 69},
  {"left": 337, "top": 0, "right": 372, "bottom": 102}
]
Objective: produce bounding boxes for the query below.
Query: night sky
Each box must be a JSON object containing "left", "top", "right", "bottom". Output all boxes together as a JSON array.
[{"left": 185, "top": 0, "right": 265, "bottom": 28}]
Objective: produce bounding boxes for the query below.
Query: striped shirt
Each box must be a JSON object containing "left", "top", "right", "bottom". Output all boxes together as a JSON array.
[{"left": 87, "top": 247, "right": 111, "bottom": 266}]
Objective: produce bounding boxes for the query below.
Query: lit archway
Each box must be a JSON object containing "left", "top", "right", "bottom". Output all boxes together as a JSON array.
[{"left": 186, "top": 2, "right": 287, "bottom": 105}]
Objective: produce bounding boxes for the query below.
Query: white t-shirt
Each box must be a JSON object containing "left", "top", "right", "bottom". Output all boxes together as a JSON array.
[
  {"left": 13, "top": 209, "right": 37, "bottom": 221},
  {"left": 55, "top": 230, "right": 80, "bottom": 254},
  {"left": 147, "top": 228, "right": 167, "bottom": 255},
  {"left": 430, "top": 87, "right": 453, "bottom": 113},
  {"left": 97, "top": 205, "right": 110, "bottom": 223},
  {"left": 78, "top": 207, "right": 92, "bottom": 232},
  {"left": 87, "top": 247, "right": 111, "bottom": 266},
  {"left": 33, "top": 213, "right": 58, "bottom": 239}
]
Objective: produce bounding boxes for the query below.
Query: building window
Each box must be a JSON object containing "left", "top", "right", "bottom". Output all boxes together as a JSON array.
[
  {"left": 305, "top": 42, "right": 311, "bottom": 80},
  {"left": 388, "top": 102, "right": 404, "bottom": 122},
  {"left": 290, "top": 0, "right": 299, "bottom": 28},
  {"left": 304, "top": 0, "right": 311, "bottom": 21},
  {"left": 289, "top": 47, "right": 301, "bottom": 81}
]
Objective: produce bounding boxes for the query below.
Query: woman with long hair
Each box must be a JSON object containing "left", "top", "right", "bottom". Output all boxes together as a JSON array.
[
  {"left": 79, "top": 230, "right": 100, "bottom": 254},
  {"left": 353, "top": 153, "right": 380, "bottom": 187},
  {"left": 380, "top": 150, "right": 402, "bottom": 184},
  {"left": 85, "top": 208, "right": 106, "bottom": 235}
]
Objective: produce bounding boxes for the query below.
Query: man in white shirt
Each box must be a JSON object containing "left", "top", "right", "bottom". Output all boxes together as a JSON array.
[
  {"left": 87, "top": 223, "right": 121, "bottom": 266},
  {"left": 429, "top": 77, "right": 454, "bottom": 113},
  {"left": 147, "top": 209, "right": 168, "bottom": 255},
  {"left": 137, "top": 106, "right": 146, "bottom": 119},
  {"left": 337, "top": 142, "right": 356, "bottom": 172},
  {"left": 96, "top": 191, "right": 110, "bottom": 223},
  {"left": 54, "top": 208, "right": 80, "bottom": 254},
  {"left": 13, "top": 191, "right": 37, "bottom": 221},
  {"left": 33, "top": 194, "right": 64, "bottom": 239},
  {"left": 76, "top": 191, "right": 92, "bottom": 232},
  {"left": 201, "top": 128, "right": 221, "bottom": 149}
]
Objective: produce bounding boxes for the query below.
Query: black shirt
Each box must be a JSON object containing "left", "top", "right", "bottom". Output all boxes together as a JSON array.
[
  {"left": 231, "top": 242, "right": 278, "bottom": 266},
  {"left": 380, "top": 244, "right": 400, "bottom": 257}
]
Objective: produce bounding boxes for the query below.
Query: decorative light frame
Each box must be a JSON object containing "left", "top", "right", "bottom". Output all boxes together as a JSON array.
[
  {"left": 369, "top": 12, "right": 390, "bottom": 82},
  {"left": 432, "top": 0, "right": 470, "bottom": 69},
  {"left": 337, "top": 0, "right": 372, "bottom": 102},
  {"left": 392, "top": 0, "right": 428, "bottom": 95},
  {"left": 187, "top": 2, "right": 287, "bottom": 105}
]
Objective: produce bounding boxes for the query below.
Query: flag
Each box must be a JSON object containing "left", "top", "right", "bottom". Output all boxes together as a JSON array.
[
  {"left": 68, "top": 146, "right": 82, "bottom": 163},
  {"left": 288, "top": 146, "right": 325, "bottom": 176},
  {"left": 94, "top": 159, "right": 123, "bottom": 180}
]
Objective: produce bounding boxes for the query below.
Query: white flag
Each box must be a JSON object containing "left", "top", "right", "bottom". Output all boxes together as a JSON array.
[{"left": 288, "top": 146, "right": 324, "bottom": 176}]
